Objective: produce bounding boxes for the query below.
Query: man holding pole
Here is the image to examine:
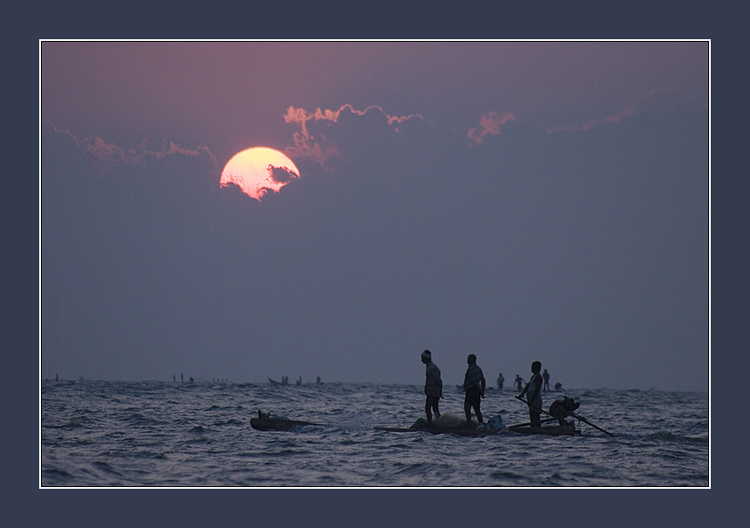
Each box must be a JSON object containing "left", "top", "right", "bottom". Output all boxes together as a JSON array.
[{"left": 518, "top": 360, "right": 544, "bottom": 427}]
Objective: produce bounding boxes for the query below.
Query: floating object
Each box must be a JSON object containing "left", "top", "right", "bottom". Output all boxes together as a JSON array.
[
  {"left": 250, "top": 411, "right": 320, "bottom": 431},
  {"left": 507, "top": 417, "right": 580, "bottom": 436},
  {"left": 375, "top": 414, "right": 505, "bottom": 437},
  {"left": 514, "top": 395, "right": 613, "bottom": 437}
]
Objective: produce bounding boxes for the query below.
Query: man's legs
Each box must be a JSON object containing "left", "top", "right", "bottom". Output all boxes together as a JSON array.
[
  {"left": 474, "top": 403, "right": 483, "bottom": 424},
  {"left": 426, "top": 396, "right": 440, "bottom": 424}
]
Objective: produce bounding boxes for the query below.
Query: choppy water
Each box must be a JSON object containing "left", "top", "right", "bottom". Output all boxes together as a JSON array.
[{"left": 40, "top": 381, "right": 709, "bottom": 487}]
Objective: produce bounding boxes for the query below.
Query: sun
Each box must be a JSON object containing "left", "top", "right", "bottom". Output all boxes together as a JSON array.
[{"left": 220, "top": 147, "right": 300, "bottom": 201}]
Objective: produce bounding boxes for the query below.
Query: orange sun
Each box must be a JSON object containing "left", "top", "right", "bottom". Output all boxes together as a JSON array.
[{"left": 220, "top": 147, "right": 300, "bottom": 201}]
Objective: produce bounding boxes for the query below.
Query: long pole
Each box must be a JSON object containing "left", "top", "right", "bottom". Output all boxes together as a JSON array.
[{"left": 515, "top": 395, "right": 614, "bottom": 437}]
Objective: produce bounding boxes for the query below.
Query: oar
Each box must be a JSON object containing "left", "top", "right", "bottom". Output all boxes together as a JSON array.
[
  {"left": 567, "top": 410, "right": 614, "bottom": 437},
  {"left": 515, "top": 395, "right": 614, "bottom": 437}
]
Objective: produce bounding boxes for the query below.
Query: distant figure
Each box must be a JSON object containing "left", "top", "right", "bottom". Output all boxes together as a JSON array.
[
  {"left": 181, "top": 373, "right": 184, "bottom": 383},
  {"left": 296, "top": 376, "right": 302, "bottom": 386},
  {"left": 316, "top": 376, "right": 322, "bottom": 385},
  {"left": 543, "top": 369, "right": 550, "bottom": 392},
  {"left": 514, "top": 375, "right": 524, "bottom": 391},
  {"left": 173, "top": 374, "right": 176, "bottom": 382},
  {"left": 518, "top": 361, "right": 543, "bottom": 427},
  {"left": 421, "top": 350, "right": 442, "bottom": 425},
  {"left": 463, "top": 354, "right": 486, "bottom": 426},
  {"left": 55, "top": 374, "right": 59, "bottom": 382},
  {"left": 497, "top": 372, "right": 504, "bottom": 390},
  {"left": 554, "top": 382, "right": 563, "bottom": 391},
  {"left": 281, "top": 376, "right": 289, "bottom": 386},
  {"left": 189, "top": 376, "right": 194, "bottom": 383}
]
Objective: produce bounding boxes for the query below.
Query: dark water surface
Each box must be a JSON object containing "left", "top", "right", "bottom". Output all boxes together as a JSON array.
[{"left": 40, "top": 380, "right": 708, "bottom": 487}]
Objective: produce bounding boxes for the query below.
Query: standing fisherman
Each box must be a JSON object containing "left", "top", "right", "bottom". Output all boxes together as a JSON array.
[
  {"left": 421, "top": 350, "right": 442, "bottom": 425},
  {"left": 463, "top": 354, "right": 486, "bottom": 426},
  {"left": 518, "top": 361, "right": 544, "bottom": 427}
]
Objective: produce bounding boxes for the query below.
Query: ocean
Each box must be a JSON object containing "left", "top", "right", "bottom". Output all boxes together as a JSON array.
[{"left": 40, "top": 380, "right": 709, "bottom": 488}]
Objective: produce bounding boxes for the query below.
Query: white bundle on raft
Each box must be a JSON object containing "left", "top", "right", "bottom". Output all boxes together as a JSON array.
[
  {"left": 434, "top": 413, "right": 466, "bottom": 427},
  {"left": 486, "top": 414, "right": 504, "bottom": 429}
]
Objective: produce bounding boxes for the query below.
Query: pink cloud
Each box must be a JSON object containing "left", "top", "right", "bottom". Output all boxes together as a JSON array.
[
  {"left": 45, "top": 122, "right": 217, "bottom": 174},
  {"left": 285, "top": 104, "right": 429, "bottom": 128},
  {"left": 546, "top": 107, "right": 635, "bottom": 133},
  {"left": 467, "top": 111, "right": 517, "bottom": 144},
  {"left": 544, "top": 90, "right": 696, "bottom": 134},
  {"left": 284, "top": 104, "right": 431, "bottom": 164}
]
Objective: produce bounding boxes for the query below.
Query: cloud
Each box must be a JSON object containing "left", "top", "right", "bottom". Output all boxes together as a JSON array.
[
  {"left": 283, "top": 104, "right": 432, "bottom": 165},
  {"left": 467, "top": 111, "right": 517, "bottom": 144},
  {"left": 545, "top": 89, "right": 702, "bottom": 133},
  {"left": 42, "top": 122, "right": 218, "bottom": 175},
  {"left": 270, "top": 165, "right": 297, "bottom": 184},
  {"left": 283, "top": 91, "right": 704, "bottom": 171}
]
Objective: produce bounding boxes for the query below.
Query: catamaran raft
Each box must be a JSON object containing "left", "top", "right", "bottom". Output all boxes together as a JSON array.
[{"left": 250, "top": 393, "right": 613, "bottom": 437}]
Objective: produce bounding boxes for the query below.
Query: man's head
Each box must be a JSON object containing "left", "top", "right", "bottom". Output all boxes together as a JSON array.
[{"left": 421, "top": 350, "right": 432, "bottom": 364}]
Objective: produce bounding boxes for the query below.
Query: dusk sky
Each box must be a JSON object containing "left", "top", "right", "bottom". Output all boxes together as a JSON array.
[{"left": 40, "top": 40, "right": 709, "bottom": 391}]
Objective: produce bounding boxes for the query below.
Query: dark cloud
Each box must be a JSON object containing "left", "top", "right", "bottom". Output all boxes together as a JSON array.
[{"left": 269, "top": 165, "right": 298, "bottom": 184}]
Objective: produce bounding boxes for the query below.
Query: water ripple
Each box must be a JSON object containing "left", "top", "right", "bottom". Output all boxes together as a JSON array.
[{"left": 41, "top": 381, "right": 708, "bottom": 487}]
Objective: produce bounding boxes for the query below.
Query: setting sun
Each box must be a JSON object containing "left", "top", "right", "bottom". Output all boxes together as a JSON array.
[{"left": 220, "top": 147, "right": 300, "bottom": 201}]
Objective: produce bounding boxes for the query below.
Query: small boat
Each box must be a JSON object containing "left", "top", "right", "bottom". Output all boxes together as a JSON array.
[
  {"left": 376, "top": 415, "right": 506, "bottom": 437},
  {"left": 375, "top": 424, "right": 505, "bottom": 437},
  {"left": 509, "top": 395, "right": 612, "bottom": 436},
  {"left": 507, "top": 418, "right": 580, "bottom": 436},
  {"left": 250, "top": 411, "right": 320, "bottom": 431}
]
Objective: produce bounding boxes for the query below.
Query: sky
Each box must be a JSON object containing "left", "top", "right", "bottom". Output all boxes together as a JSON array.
[{"left": 40, "top": 40, "right": 709, "bottom": 391}]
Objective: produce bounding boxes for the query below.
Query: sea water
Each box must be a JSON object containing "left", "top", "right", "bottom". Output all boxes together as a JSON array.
[{"left": 40, "top": 380, "right": 709, "bottom": 487}]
